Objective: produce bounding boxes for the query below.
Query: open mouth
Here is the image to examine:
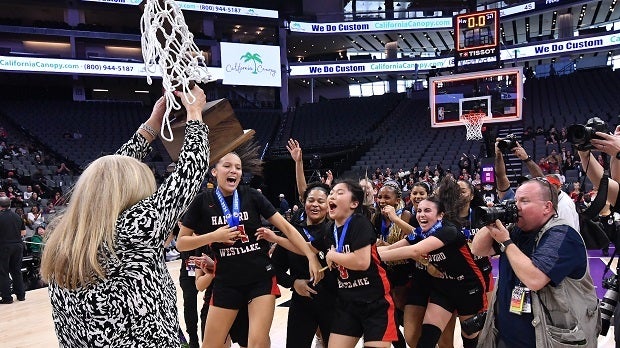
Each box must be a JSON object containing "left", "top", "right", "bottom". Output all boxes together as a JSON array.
[{"left": 226, "top": 177, "right": 237, "bottom": 184}]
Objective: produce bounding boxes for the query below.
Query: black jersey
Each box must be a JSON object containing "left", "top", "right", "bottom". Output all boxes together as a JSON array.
[
  {"left": 311, "top": 214, "right": 391, "bottom": 303},
  {"left": 423, "top": 221, "right": 486, "bottom": 285},
  {"left": 272, "top": 220, "right": 338, "bottom": 295},
  {"left": 183, "top": 185, "right": 277, "bottom": 286},
  {"left": 461, "top": 219, "right": 493, "bottom": 284}
]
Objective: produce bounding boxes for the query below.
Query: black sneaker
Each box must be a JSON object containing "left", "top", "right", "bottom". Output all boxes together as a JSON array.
[
  {"left": 17, "top": 295, "right": 25, "bottom": 301},
  {"left": 0, "top": 297, "right": 13, "bottom": 304}
]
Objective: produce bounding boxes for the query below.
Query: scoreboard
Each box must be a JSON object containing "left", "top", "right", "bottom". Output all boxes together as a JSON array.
[{"left": 454, "top": 9, "right": 500, "bottom": 65}]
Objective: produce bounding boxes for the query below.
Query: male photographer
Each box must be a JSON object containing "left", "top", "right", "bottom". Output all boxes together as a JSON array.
[{"left": 471, "top": 179, "right": 600, "bottom": 347}]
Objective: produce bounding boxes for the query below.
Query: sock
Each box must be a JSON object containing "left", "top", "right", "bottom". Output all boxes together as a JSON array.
[
  {"left": 462, "top": 335, "right": 479, "bottom": 348},
  {"left": 417, "top": 324, "right": 442, "bottom": 348}
]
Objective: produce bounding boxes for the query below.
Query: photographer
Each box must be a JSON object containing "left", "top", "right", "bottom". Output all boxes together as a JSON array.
[
  {"left": 495, "top": 137, "right": 579, "bottom": 231},
  {"left": 471, "top": 179, "right": 600, "bottom": 347},
  {"left": 494, "top": 137, "right": 543, "bottom": 201}
]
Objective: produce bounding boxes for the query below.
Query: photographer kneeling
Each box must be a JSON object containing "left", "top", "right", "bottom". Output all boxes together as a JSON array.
[{"left": 471, "top": 179, "right": 600, "bottom": 347}]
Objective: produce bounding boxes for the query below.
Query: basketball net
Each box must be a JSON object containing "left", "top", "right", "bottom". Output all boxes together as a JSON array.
[
  {"left": 463, "top": 112, "right": 486, "bottom": 141},
  {"left": 140, "top": 0, "right": 216, "bottom": 141}
]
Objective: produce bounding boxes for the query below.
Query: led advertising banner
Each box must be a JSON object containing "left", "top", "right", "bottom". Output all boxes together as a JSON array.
[
  {"left": 500, "top": 2, "right": 536, "bottom": 17},
  {"left": 81, "top": 0, "right": 279, "bottom": 19},
  {"left": 220, "top": 42, "right": 282, "bottom": 87},
  {"left": 290, "top": 31, "right": 620, "bottom": 77},
  {"left": 2, "top": 32, "right": 619, "bottom": 80},
  {"left": 289, "top": 58, "right": 451, "bottom": 77},
  {"left": 288, "top": 17, "right": 453, "bottom": 34},
  {"left": 0, "top": 55, "right": 224, "bottom": 80}
]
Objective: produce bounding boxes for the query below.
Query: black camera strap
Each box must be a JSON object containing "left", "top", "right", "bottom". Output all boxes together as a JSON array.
[
  {"left": 581, "top": 173, "right": 609, "bottom": 220},
  {"left": 602, "top": 247, "right": 617, "bottom": 280}
]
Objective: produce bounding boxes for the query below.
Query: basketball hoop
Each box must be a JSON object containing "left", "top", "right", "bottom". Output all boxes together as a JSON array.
[{"left": 463, "top": 112, "right": 486, "bottom": 141}]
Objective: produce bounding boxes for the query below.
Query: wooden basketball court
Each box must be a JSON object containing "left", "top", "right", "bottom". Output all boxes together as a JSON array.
[{"left": 1, "top": 258, "right": 616, "bottom": 347}]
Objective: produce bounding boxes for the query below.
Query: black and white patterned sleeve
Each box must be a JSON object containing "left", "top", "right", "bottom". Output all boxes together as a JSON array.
[
  {"left": 115, "top": 131, "right": 151, "bottom": 160},
  {"left": 152, "top": 120, "right": 209, "bottom": 234}
]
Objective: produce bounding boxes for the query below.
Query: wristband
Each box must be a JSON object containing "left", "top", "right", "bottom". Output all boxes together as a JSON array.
[
  {"left": 139, "top": 123, "right": 157, "bottom": 138},
  {"left": 522, "top": 156, "right": 532, "bottom": 162}
]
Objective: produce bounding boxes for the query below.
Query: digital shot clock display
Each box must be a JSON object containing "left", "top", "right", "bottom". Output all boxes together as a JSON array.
[{"left": 454, "top": 9, "right": 500, "bottom": 62}]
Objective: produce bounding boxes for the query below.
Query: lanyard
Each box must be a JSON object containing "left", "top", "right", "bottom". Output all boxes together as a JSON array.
[
  {"left": 333, "top": 215, "right": 353, "bottom": 253},
  {"left": 215, "top": 188, "right": 240, "bottom": 227},
  {"left": 462, "top": 208, "right": 472, "bottom": 239},
  {"left": 408, "top": 220, "right": 443, "bottom": 242},
  {"left": 302, "top": 227, "right": 314, "bottom": 242}
]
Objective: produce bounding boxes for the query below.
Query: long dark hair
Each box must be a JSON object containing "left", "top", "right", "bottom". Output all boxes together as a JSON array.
[{"left": 436, "top": 176, "right": 467, "bottom": 226}]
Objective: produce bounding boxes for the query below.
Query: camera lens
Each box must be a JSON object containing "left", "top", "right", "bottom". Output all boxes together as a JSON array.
[
  {"left": 497, "top": 139, "right": 508, "bottom": 151},
  {"left": 475, "top": 206, "right": 506, "bottom": 227},
  {"left": 566, "top": 125, "right": 588, "bottom": 145},
  {"left": 600, "top": 288, "right": 618, "bottom": 336}
]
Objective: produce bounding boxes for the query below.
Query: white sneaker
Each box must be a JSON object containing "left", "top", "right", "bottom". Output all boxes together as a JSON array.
[
  {"left": 314, "top": 336, "right": 324, "bottom": 348},
  {"left": 165, "top": 249, "right": 180, "bottom": 261}
]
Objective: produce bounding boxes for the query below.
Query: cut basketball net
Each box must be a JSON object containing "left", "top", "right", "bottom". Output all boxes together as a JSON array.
[
  {"left": 463, "top": 112, "right": 486, "bottom": 141},
  {"left": 140, "top": 0, "right": 215, "bottom": 141}
]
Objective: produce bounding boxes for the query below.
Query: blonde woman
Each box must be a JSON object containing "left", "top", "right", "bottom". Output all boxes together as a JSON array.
[{"left": 40, "top": 86, "right": 209, "bottom": 348}]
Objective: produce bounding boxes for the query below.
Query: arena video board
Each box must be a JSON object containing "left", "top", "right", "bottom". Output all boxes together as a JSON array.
[{"left": 429, "top": 67, "right": 523, "bottom": 128}]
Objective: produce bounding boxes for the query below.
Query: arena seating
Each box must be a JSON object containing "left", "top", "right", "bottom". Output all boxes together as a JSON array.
[
  {"left": 2, "top": 67, "right": 619, "bottom": 189},
  {"left": 0, "top": 100, "right": 281, "bottom": 181},
  {"left": 269, "top": 93, "right": 404, "bottom": 157}
]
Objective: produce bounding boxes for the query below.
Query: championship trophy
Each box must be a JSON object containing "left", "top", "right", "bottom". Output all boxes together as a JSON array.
[{"left": 140, "top": 0, "right": 256, "bottom": 166}]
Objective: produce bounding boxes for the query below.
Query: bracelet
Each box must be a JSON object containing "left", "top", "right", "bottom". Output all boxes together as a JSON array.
[
  {"left": 139, "top": 123, "right": 157, "bottom": 139},
  {"left": 522, "top": 156, "right": 532, "bottom": 162}
]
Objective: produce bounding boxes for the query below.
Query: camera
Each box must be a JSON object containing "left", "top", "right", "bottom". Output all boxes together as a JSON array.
[
  {"left": 474, "top": 200, "right": 519, "bottom": 227},
  {"left": 398, "top": 170, "right": 411, "bottom": 179},
  {"left": 460, "top": 311, "right": 487, "bottom": 335},
  {"left": 600, "top": 274, "right": 618, "bottom": 336},
  {"left": 497, "top": 134, "right": 518, "bottom": 152},
  {"left": 566, "top": 117, "right": 608, "bottom": 151}
]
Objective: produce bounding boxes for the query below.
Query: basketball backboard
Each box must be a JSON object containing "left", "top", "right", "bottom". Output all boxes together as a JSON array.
[{"left": 429, "top": 66, "right": 523, "bottom": 128}]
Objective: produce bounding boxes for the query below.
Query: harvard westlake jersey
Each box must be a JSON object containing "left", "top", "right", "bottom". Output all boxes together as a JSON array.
[
  {"left": 183, "top": 185, "right": 276, "bottom": 286},
  {"left": 408, "top": 221, "right": 486, "bottom": 284},
  {"left": 312, "top": 213, "right": 391, "bottom": 303}
]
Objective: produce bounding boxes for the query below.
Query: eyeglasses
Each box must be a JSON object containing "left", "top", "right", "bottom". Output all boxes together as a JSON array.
[{"left": 528, "top": 177, "right": 555, "bottom": 204}]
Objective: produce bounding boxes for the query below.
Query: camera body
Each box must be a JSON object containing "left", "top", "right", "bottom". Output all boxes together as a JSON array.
[
  {"left": 566, "top": 117, "right": 608, "bottom": 151},
  {"left": 473, "top": 200, "right": 519, "bottom": 228},
  {"left": 497, "top": 133, "right": 518, "bottom": 152},
  {"left": 461, "top": 311, "right": 487, "bottom": 335},
  {"left": 600, "top": 274, "right": 619, "bottom": 336}
]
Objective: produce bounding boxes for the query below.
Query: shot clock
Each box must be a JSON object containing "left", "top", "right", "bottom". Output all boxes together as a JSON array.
[{"left": 454, "top": 9, "right": 500, "bottom": 63}]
